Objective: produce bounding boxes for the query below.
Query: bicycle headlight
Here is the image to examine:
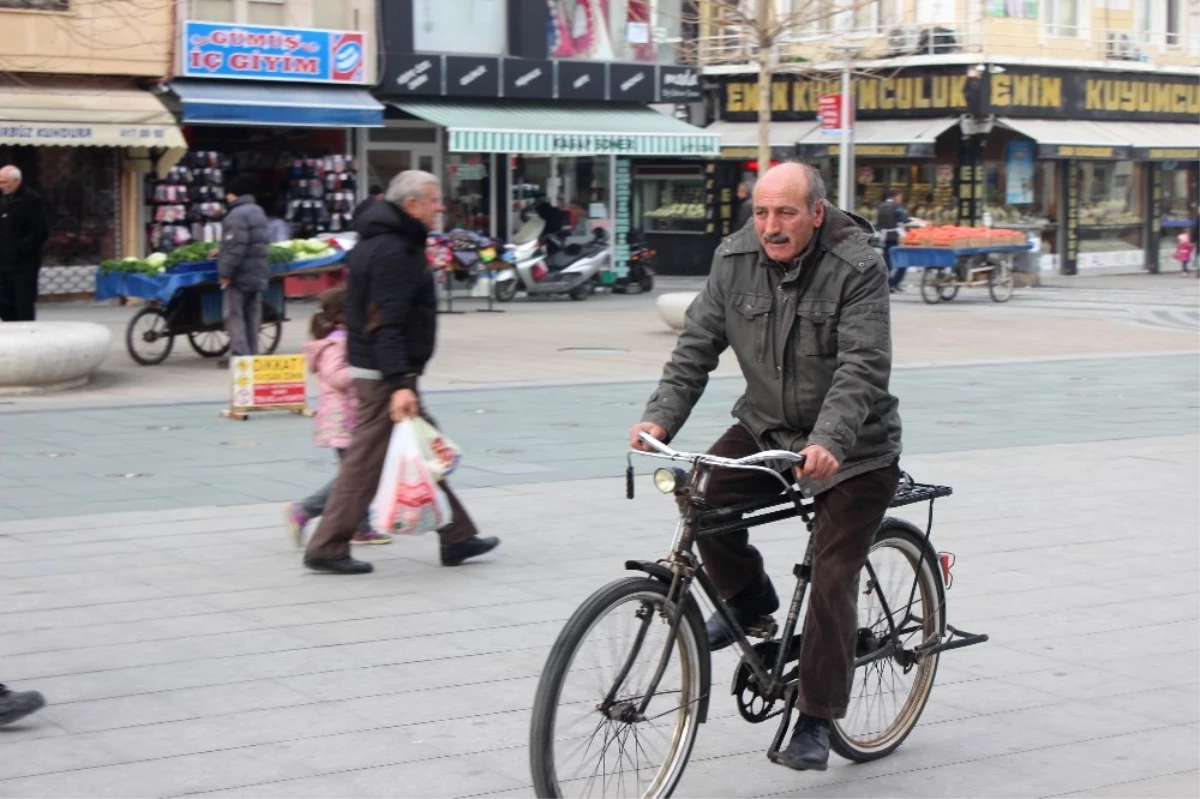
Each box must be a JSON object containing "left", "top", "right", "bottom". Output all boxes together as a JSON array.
[{"left": 653, "top": 468, "right": 686, "bottom": 494}]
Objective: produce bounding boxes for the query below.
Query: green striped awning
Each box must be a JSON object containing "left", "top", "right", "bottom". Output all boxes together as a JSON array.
[{"left": 392, "top": 100, "right": 720, "bottom": 157}]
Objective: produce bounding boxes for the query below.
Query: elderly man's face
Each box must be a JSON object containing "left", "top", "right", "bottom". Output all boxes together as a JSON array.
[
  {"left": 0, "top": 169, "right": 20, "bottom": 195},
  {"left": 403, "top": 183, "right": 445, "bottom": 229},
  {"left": 753, "top": 165, "right": 825, "bottom": 264}
]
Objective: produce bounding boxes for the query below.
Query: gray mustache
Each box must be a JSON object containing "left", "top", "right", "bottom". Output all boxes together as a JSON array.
[{"left": 763, "top": 233, "right": 790, "bottom": 244}]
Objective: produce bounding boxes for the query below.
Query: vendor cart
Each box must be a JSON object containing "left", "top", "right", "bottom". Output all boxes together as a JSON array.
[
  {"left": 96, "top": 253, "right": 345, "bottom": 366},
  {"left": 889, "top": 244, "right": 1031, "bottom": 305}
]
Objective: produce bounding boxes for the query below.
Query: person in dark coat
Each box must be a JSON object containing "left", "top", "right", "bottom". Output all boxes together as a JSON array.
[
  {"left": 218, "top": 176, "right": 270, "bottom": 361},
  {"left": 352, "top": 184, "right": 384, "bottom": 223},
  {"left": 733, "top": 180, "right": 755, "bottom": 230},
  {"left": 0, "top": 165, "right": 49, "bottom": 322},
  {"left": 302, "top": 170, "right": 499, "bottom": 575}
]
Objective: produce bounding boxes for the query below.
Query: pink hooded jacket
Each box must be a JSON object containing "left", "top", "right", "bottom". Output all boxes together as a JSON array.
[{"left": 304, "top": 328, "right": 357, "bottom": 449}]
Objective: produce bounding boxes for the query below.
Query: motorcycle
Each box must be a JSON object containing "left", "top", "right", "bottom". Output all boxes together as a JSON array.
[
  {"left": 611, "top": 238, "right": 656, "bottom": 295},
  {"left": 494, "top": 218, "right": 610, "bottom": 302}
]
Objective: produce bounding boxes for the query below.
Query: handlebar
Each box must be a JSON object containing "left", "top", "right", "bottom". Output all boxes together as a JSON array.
[{"left": 634, "top": 431, "right": 806, "bottom": 469}]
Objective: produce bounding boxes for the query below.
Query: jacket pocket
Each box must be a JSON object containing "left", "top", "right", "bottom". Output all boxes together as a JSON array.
[
  {"left": 796, "top": 299, "right": 837, "bottom": 356},
  {"left": 730, "top": 291, "right": 773, "bottom": 364}
]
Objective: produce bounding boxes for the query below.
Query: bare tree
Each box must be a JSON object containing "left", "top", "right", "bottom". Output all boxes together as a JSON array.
[{"left": 683, "top": 0, "right": 889, "bottom": 176}]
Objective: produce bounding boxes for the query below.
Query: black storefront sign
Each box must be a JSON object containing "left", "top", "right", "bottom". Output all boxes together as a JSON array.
[
  {"left": 659, "top": 66, "right": 701, "bottom": 103},
  {"left": 445, "top": 56, "right": 500, "bottom": 98},
  {"left": 797, "top": 142, "right": 935, "bottom": 159},
  {"left": 1135, "top": 146, "right": 1200, "bottom": 161},
  {"left": 610, "top": 64, "right": 656, "bottom": 103},
  {"left": 1036, "top": 143, "right": 1134, "bottom": 160},
  {"left": 504, "top": 58, "right": 553, "bottom": 99},
  {"left": 384, "top": 54, "right": 443, "bottom": 96},
  {"left": 557, "top": 61, "right": 606, "bottom": 101},
  {"left": 988, "top": 67, "right": 1200, "bottom": 122}
]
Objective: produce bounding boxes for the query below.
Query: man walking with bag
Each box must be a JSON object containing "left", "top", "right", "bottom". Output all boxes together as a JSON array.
[
  {"left": 218, "top": 176, "right": 270, "bottom": 366},
  {"left": 303, "top": 170, "right": 498, "bottom": 575}
]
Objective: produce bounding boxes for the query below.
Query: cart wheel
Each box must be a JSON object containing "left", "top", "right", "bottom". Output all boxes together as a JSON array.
[
  {"left": 920, "top": 269, "right": 944, "bottom": 305},
  {"left": 938, "top": 282, "right": 960, "bottom": 302},
  {"left": 259, "top": 318, "right": 283, "bottom": 354},
  {"left": 989, "top": 261, "right": 1015, "bottom": 303},
  {"left": 126, "top": 307, "right": 174, "bottom": 366},
  {"left": 187, "top": 330, "right": 230, "bottom": 358}
]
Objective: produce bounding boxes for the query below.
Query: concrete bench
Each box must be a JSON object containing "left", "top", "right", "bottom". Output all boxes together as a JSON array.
[
  {"left": 656, "top": 292, "right": 699, "bottom": 332},
  {"left": 0, "top": 322, "right": 111, "bottom": 395}
]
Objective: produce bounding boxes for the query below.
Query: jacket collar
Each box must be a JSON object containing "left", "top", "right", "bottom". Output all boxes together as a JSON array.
[{"left": 229, "top": 195, "right": 255, "bottom": 209}]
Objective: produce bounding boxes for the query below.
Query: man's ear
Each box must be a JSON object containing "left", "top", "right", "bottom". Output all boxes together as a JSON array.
[{"left": 814, "top": 199, "right": 826, "bottom": 228}]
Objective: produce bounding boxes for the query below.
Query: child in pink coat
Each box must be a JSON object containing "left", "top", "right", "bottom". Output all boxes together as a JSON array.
[
  {"left": 286, "top": 287, "right": 391, "bottom": 546},
  {"left": 1176, "top": 232, "right": 1195, "bottom": 277}
]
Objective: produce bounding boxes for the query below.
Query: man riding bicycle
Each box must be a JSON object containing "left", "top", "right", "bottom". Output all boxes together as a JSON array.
[{"left": 629, "top": 162, "right": 902, "bottom": 772}]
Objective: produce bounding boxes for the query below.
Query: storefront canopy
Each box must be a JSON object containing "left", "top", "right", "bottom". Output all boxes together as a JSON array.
[
  {"left": 168, "top": 80, "right": 384, "bottom": 127},
  {"left": 0, "top": 85, "right": 187, "bottom": 160},
  {"left": 391, "top": 100, "right": 720, "bottom": 157},
  {"left": 795, "top": 118, "right": 959, "bottom": 159},
  {"left": 997, "top": 118, "right": 1199, "bottom": 161},
  {"left": 706, "top": 120, "right": 818, "bottom": 159}
]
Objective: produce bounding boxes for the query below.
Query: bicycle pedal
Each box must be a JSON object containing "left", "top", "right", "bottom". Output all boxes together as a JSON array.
[{"left": 746, "top": 616, "right": 778, "bottom": 640}]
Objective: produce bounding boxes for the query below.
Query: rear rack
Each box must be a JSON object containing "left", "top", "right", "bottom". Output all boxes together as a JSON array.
[{"left": 890, "top": 482, "right": 952, "bottom": 509}]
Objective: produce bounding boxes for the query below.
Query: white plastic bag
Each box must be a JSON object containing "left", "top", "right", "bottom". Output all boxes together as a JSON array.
[
  {"left": 369, "top": 420, "right": 453, "bottom": 536},
  {"left": 409, "top": 417, "right": 462, "bottom": 480}
]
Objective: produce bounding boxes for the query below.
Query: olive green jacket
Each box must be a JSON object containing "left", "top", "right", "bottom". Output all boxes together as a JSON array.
[{"left": 641, "top": 204, "right": 902, "bottom": 490}]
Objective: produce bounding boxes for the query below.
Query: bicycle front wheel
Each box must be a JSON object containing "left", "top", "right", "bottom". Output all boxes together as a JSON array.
[
  {"left": 831, "top": 523, "right": 946, "bottom": 762},
  {"left": 530, "top": 577, "right": 707, "bottom": 799}
]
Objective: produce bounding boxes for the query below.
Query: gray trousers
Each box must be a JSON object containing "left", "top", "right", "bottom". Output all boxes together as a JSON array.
[
  {"left": 299, "top": 449, "right": 369, "bottom": 532},
  {"left": 222, "top": 286, "right": 261, "bottom": 356}
]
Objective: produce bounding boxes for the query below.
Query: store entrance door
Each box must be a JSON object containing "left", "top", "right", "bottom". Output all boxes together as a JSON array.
[{"left": 365, "top": 123, "right": 441, "bottom": 196}]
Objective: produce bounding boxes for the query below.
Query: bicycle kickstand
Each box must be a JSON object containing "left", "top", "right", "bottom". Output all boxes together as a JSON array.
[{"left": 765, "top": 684, "right": 799, "bottom": 763}]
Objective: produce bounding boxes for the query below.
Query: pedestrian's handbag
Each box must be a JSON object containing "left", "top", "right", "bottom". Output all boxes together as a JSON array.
[
  {"left": 369, "top": 420, "right": 453, "bottom": 535},
  {"left": 410, "top": 417, "right": 461, "bottom": 480}
]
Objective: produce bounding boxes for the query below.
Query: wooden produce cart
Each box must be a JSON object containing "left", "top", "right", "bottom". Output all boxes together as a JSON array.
[{"left": 889, "top": 244, "right": 1030, "bottom": 305}]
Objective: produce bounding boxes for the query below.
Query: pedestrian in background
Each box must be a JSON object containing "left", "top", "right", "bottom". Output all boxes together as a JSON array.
[
  {"left": 1176, "top": 232, "right": 1195, "bottom": 277},
  {"left": 733, "top": 180, "right": 754, "bottom": 230},
  {"left": 0, "top": 165, "right": 49, "bottom": 322},
  {"left": 286, "top": 287, "right": 391, "bottom": 548},
  {"left": 218, "top": 176, "right": 270, "bottom": 366},
  {"left": 352, "top": 184, "right": 384, "bottom": 223},
  {"left": 265, "top": 197, "right": 291, "bottom": 243},
  {"left": 876, "top": 189, "right": 909, "bottom": 293},
  {"left": 302, "top": 170, "right": 498, "bottom": 575}
]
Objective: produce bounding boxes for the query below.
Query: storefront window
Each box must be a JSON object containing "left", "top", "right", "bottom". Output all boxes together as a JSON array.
[
  {"left": 445, "top": 154, "right": 492, "bottom": 233},
  {"left": 1162, "top": 164, "right": 1197, "bottom": 220},
  {"left": 37, "top": 147, "right": 118, "bottom": 267},
  {"left": 549, "top": 0, "right": 680, "bottom": 63},
  {"left": 634, "top": 166, "right": 705, "bottom": 235},
  {"left": 1077, "top": 161, "right": 1144, "bottom": 268},
  {"left": 509, "top": 156, "right": 613, "bottom": 239},
  {"left": 983, "top": 159, "right": 1056, "bottom": 226}
]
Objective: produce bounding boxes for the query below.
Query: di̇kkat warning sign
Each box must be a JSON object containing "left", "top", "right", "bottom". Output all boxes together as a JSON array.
[{"left": 229, "top": 355, "right": 308, "bottom": 411}]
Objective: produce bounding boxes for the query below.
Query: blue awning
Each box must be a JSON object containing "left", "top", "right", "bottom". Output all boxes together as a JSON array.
[{"left": 168, "top": 80, "right": 383, "bottom": 127}]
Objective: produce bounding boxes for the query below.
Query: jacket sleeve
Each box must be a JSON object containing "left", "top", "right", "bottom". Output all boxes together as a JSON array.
[
  {"left": 806, "top": 262, "right": 892, "bottom": 463},
  {"left": 316, "top": 340, "right": 353, "bottom": 392},
  {"left": 19, "top": 193, "right": 49, "bottom": 256},
  {"left": 217, "top": 208, "right": 248, "bottom": 281},
  {"left": 371, "top": 245, "right": 423, "bottom": 392},
  {"left": 640, "top": 253, "right": 729, "bottom": 440}
]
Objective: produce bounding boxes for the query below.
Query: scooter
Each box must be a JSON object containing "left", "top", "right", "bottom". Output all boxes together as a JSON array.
[
  {"left": 611, "top": 238, "right": 656, "bottom": 295},
  {"left": 494, "top": 218, "right": 610, "bottom": 302}
]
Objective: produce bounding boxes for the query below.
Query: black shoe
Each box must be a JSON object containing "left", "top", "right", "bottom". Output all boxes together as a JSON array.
[
  {"left": 769, "top": 713, "right": 831, "bottom": 771},
  {"left": 441, "top": 536, "right": 500, "bottom": 567},
  {"left": 217, "top": 357, "right": 230, "bottom": 369},
  {"left": 0, "top": 684, "right": 46, "bottom": 727},
  {"left": 304, "top": 556, "right": 373, "bottom": 575},
  {"left": 705, "top": 575, "right": 779, "bottom": 651}
]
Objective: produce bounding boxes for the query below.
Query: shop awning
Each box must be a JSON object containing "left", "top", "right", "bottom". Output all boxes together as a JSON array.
[
  {"left": 1082, "top": 122, "right": 1198, "bottom": 161},
  {"left": 391, "top": 100, "right": 720, "bottom": 156},
  {"left": 169, "top": 80, "right": 384, "bottom": 127},
  {"left": 995, "top": 118, "right": 1136, "bottom": 160},
  {"left": 706, "top": 120, "right": 818, "bottom": 159},
  {"left": 0, "top": 85, "right": 187, "bottom": 156},
  {"left": 796, "top": 118, "right": 959, "bottom": 159}
]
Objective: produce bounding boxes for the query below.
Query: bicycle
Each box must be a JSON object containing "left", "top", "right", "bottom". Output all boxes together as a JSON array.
[{"left": 529, "top": 433, "right": 989, "bottom": 798}]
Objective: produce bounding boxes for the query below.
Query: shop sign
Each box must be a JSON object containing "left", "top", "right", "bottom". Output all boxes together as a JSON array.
[
  {"left": 505, "top": 59, "right": 554, "bottom": 99},
  {"left": 383, "top": 55, "right": 442, "bottom": 95},
  {"left": 1005, "top": 140, "right": 1035, "bottom": 204},
  {"left": 551, "top": 134, "right": 637, "bottom": 154},
  {"left": 614, "top": 158, "right": 632, "bottom": 277},
  {"left": 557, "top": 61, "right": 607, "bottom": 101},
  {"left": 1038, "top": 144, "right": 1133, "bottom": 160},
  {"left": 988, "top": 68, "right": 1199, "bottom": 122},
  {"left": 0, "top": 123, "right": 176, "bottom": 147},
  {"left": 230, "top": 355, "right": 307, "bottom": 410},
  {"left": 181, "top": 22, "right": 366, "bottom": 84},
  {"left": 1137, "top": 147, "right": 1200, "bottom": 161},
  {"left": 610, "top": 64, "right": 656, "bottom": 103},
  {"left": 802, "top": 142, "right": 935, "bottom": 158},
  {"left": 446, "top": 56, "right": 500, "bottom": 98},
  {"left": 818, "top": 95, "right": 844, "bottom": 134},
  {"left": 1063, "top": 162, "right": 1080, "bottom": 274},
  {"left": 659, "top": 67, "right": 701, "bottom": 103}
]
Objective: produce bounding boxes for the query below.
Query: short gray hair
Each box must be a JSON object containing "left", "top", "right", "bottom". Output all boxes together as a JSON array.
[
  {"left": 0, "top": 165, "right": 22, "bottom": 182},
  {"left": 793, "top": 161, "right": 826, "bottom": 214},
  {"left": 385, "top": 170, "right": 439, "bottom": 205}
]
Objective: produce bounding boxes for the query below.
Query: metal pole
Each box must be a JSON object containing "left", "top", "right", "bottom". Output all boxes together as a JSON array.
[{"left": 838, "top": 56, "right": 852, "bottom": 210}]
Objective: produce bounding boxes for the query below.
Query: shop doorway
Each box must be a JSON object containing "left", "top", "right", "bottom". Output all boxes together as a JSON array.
[{"left": 365, "top": 124, "right": 440, "bottom": 198}]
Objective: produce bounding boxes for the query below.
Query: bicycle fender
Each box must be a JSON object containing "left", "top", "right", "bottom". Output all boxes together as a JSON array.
[
  {"left": 880, "top": 516, "right": 940, "bottom": 564},
  {"left": 624, "top": 560, "right": 713, "bottom": 724}
]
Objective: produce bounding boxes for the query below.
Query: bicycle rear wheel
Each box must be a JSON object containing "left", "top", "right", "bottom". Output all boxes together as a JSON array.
[
  {"left": 831, "top": 524, "right": 946, "bottom": 762},
  {"left": 530, "top": 577, "right": 707, "bottom": 799}
]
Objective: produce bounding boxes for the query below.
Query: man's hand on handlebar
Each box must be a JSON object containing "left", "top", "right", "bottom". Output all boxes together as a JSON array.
[
  {"left": 796, "top": 444, "right": 840, "bottom": 482},
  {"left": 629, "top": 422, "right": 667, "bottom": 452}
]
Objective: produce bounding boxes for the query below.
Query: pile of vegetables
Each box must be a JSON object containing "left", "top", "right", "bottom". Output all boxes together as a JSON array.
[
  {"left": 100, "top": 238, "right": 331, "bottom": 276},
  {"left": 99, "top": 252, "right": 169, "bottom": 275},
  {"left": 282, "top": 238, "right": 337, "bottom": 261}
]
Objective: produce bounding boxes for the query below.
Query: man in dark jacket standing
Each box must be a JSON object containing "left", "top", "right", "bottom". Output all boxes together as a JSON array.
[
  {"left": 630, "top": 163, "right": 901, "bottom": 772},
  {"left": 303, "top": 170, "right": 498, "bottom": 575},
  {"left": 0, "top": 165, "right": 49, "bottom": 322},
  {"left": 352, "top": 184, "right": 383, "bottom": 223},
  {"left": 218, "top": 176, "right": 270, "bottom": 361}
]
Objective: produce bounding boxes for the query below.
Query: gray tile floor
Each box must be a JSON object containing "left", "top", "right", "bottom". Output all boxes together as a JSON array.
[{"left": 0, "top": 350, "right": 1197, "bottom": 795}]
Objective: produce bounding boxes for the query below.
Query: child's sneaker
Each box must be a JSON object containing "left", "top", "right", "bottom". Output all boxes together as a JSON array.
[
  {"left": 352, "top": 529, "right": 393, "bottom": 545},
  {"left": 285, "top": 502, "right": 310, "bottom": 549}
]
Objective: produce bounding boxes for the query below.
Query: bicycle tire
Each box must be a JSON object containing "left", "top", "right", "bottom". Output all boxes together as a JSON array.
[
  {"left": 830, "top": 522, "right": 946, "bottom": 763},
  {"left": 530, "top": 576, "right": 708, "bottom": 799}
]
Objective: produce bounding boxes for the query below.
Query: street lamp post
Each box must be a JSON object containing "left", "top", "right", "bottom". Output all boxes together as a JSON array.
[{"left": 834, "top": 45, "right": 863, "bottom": 211}]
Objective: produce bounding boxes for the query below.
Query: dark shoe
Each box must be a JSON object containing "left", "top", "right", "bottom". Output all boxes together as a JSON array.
[
  {"left": 705, "top": 575, "right": 779, "bottom": 651},
  {"left": 0, "top": 684, "right": 46, "bottom": 727},
  {"left": 304, "top": 556, "right": 373, "bottom": 575},
  {"left": 441, "top": 536, "right": 499, "bottom": 567},
  {"left": 217, "top": 357, "right": 230, "bottom": 370},
  {"left": 769, "top": 714, "right": 831, "bottom": 771}
]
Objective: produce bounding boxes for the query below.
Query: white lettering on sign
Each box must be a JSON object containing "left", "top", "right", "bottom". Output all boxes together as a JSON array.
[
  {"left": 460, "top": 65, "right": 488, "bottom": 86},
  {"left": 573, "top": 74, "right": 591, "bottom": 89},
  {"left": 620, "top": 72, "right": 646, "bottom": 92},
  {"left": 515, "top": 68, "right": 543, "bottom": 87},
  {"left": 398, "top": 59, "right": 433, "bottom": 89},
  {"left": 664, "top": 71, "right": 698, "bottom": 87}
]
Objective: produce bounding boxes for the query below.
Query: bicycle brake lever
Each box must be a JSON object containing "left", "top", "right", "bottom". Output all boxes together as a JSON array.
[{"left": 625, "top": 455, "right": 635, "bottom": 500}]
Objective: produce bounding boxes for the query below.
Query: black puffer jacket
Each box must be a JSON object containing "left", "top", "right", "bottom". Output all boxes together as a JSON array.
[
  {"left": 217, "top": 195, "right": 270, "bottom": 292},
  {"left": 345, "top": 200, "right": 436, "bottom": 391}
]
